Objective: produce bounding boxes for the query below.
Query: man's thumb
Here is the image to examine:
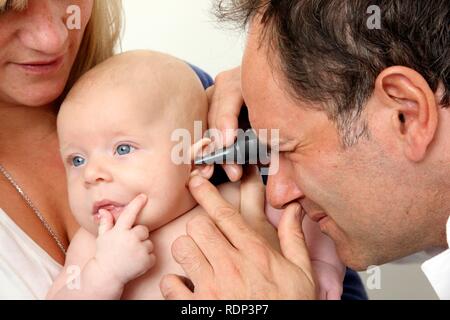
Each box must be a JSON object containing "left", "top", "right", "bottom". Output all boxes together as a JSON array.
[
  {"left": 98, "top": 209, "right": 114, "bottom": 236},
  {"left": 278, "top": 203, "right": 311, "bottom": 270}
]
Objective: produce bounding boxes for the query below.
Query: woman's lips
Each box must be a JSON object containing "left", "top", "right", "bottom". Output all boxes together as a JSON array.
[{"left": 13, "top": 56, "right": 64, "bottom": 75}]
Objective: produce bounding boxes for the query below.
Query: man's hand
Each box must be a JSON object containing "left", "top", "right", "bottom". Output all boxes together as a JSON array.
[
  {"left": 206, "top": 66, "right": 243, "bottom": 182},
  {"left": 160, "top": 171, "right": 317, "bottom": 299}
]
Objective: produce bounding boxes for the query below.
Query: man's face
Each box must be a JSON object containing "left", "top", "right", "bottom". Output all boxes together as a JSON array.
[{"left": 241, "top": 22, "right": 439, "bottom": 270}]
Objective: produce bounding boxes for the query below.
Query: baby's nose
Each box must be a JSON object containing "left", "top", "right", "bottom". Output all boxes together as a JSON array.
[{"left": 83, "top": 158, "right": 113, "bottom": 185}]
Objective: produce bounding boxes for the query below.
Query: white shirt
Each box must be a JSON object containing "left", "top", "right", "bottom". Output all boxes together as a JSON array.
[
  {"left": 0, "top": 208, "right": 62, "bottom": 300},
  {"left": 421, "top": 216, "right": 450, "bottom": 300}
]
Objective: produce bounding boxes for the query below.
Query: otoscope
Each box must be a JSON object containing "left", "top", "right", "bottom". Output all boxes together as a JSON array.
[{"left": 193, "top": 129, "right": 271, "bottom": 166}]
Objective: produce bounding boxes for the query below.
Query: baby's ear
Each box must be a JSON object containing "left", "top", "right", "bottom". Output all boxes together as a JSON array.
[{"left": 190, "top": 138, "right": 215, "bottom": 180}]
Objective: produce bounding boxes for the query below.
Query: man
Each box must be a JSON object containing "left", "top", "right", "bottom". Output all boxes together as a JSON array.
[{"left": 160, "top": 0, "right": 450, "bottom": 299}]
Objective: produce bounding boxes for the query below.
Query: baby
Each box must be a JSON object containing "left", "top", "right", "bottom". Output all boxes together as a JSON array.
[{"left": 48, "top": 50, "right": 345, "bottom": 299}]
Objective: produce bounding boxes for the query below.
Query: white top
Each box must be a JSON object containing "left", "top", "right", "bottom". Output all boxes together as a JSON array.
[
  {"left": 422, "top": 216, "right": 450, "bottom": 300},
  {"left": 0, "top": 208, "right": 62, "bottom": 300}
]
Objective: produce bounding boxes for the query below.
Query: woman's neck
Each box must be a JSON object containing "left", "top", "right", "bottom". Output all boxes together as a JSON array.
[{"left": 0, "top": 103, "right": 58, "bottom": 157}]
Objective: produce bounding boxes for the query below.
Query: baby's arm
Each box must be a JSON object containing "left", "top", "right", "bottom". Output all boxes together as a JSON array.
[
  {"left": 302, "top": 215, "right": 345, "bottom": 300},
  {"left": 46, "top": 227, "right": 125, "bottom": 299}
]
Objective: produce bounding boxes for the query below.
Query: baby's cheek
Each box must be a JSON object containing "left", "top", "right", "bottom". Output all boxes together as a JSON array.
[{"left": 67, "top": 186, "right": 94, "bottom": 232}]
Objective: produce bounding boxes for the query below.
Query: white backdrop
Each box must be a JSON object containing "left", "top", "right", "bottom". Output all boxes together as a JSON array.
[{"left": 121, "top": 0, "right": 245, "bottom": 78}]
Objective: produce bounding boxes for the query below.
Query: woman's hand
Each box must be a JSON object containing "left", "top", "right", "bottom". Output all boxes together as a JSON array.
[
  {"left": 159, "top": 168, "right": 317, "bottom": 300},
  {"left": 206, "top": 66, "right": 244, "bottom": 182}
]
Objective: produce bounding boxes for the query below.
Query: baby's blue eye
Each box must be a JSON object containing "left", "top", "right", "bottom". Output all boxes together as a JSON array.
[
  {"left": 72, "top": 156, "right": 85, "bottom": 167},
  {"left": 116, "top": 144, "right": 135, "bottom": 156}
]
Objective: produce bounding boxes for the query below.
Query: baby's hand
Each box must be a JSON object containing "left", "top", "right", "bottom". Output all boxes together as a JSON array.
[
  {"left": 312, "top": 260, "right": 345, "bottom": 300},
  {"left": 93, "top": 194, "right": 155, "bottom": 286},
  {"left": 302, "top": 216, "right": 345, "bottom": 300}
]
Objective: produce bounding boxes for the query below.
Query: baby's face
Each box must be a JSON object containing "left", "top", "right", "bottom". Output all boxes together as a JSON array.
[{"left": 58, "top": 86, "right": 195, "bottom": 235}]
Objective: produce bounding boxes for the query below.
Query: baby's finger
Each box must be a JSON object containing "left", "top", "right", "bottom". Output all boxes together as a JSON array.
[
  {"left": 98, "top": 209, "right": 114, "bottom": 236},
  {"left": 132, "top": 225, "right": 150, "bottom": 241},
  {"left": 142, "top": 240, "right": 154, "bottom": 253},
  {"left": 160, "top": 274, "right": 194, "bottom": 300},
  {"left": 115, "top": 194, "right": 148, "bottom": 230}
]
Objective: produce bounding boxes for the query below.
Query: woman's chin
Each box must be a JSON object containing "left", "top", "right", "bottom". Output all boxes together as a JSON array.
[
  {"left": 5, "top": 80, "right": 67, "bottom": 107},
  {"left": 27, "top": 90, "right": 66, "bottom": 107}
]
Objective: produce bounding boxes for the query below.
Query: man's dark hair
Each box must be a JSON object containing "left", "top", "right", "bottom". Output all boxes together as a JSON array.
[{"left": 214, "top": 0, "right": 450, "bottom": 146}]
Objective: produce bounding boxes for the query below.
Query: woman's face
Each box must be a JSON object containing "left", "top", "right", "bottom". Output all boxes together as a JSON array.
[{"left": 0, "top": 0, "right": 93, "bottom": 107}]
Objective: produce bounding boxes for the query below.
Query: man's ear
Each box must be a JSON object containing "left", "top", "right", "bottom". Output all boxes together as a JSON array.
[
  {"left": 189, "top": 138, "right": 214, "bottom": 179},
  {"left": 374, "top": 66, "right": 438, "bottom": 162}
]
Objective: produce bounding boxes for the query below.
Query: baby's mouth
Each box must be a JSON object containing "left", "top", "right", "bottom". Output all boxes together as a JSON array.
[
  {"left": 93, "top": 200, "right": 126, "bottom": 222},
  {"left": 98, "top": 204, "right": 125, "bottom": 215}
]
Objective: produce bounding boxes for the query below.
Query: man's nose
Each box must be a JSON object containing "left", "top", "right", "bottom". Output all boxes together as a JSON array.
[
  {"left": 266, "top": 155, "right": 304, "bottom": 209},
  {"left": 18, "top": 0, "right": 69, "bottom": 55},
  {"left": 83, "top": 156, "right": 113, "bottom": 186}
]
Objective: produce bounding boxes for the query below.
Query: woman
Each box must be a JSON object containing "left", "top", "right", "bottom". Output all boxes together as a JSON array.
[{"left": 0, "top": 0, "right": 122, "bottom": 299}]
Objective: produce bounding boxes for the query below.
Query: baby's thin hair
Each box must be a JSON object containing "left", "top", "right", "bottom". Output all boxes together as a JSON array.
[{"left": 0, "top": 0, "right": 28, "bottom": 12}]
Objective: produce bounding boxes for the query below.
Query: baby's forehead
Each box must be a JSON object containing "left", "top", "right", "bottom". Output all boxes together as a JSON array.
[
  {"left": 58, "top": 53, "right": 205, "bottom": 138},
  {"left": 58, "top": 89, "right": 188, "bottom": 139},
  {"left": 63, "top": 80, "right": 163, "bottom": 116}
]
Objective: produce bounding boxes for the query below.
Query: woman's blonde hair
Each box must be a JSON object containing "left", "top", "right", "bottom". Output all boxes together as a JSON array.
[{"left": 0, "top": 0, "right": 123, "bottom": 105}]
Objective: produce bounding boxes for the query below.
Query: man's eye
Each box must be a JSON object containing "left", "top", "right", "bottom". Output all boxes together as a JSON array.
[
  {"left": 72, "top": 156, "right": 85, "bottom": 167},
  {"left": 116, "top": 144, "right": 135, "bottom": 156}
]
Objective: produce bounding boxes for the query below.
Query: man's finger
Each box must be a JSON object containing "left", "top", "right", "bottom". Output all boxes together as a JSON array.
[
  {"left": 186, "top": 215, "right": 237, "bottom": 271},
  {"left": 278, "top": 203, "right": 313, "bottom": 276},
  {"left": 115, "top": 194, "right": 148, "bottom": 230},
  {"left": 160, "top": 274, "right": 194, "bottom": 300},
  {"left": 98, "top": 209, "right": 114, "bottom": 236},
  {"left": 188, "top": 175, "right": 255, "bottom": 249},
  {"left": 171, "top": 235, "right": 214, "bottom": 285}
]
